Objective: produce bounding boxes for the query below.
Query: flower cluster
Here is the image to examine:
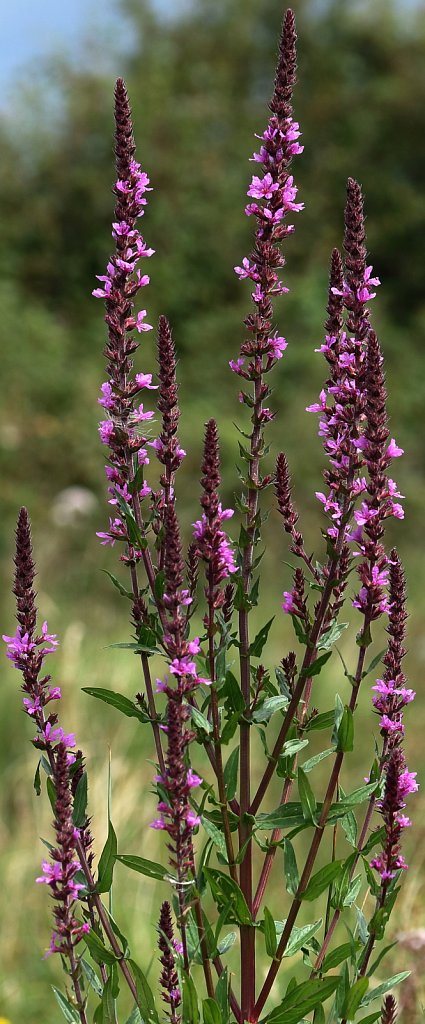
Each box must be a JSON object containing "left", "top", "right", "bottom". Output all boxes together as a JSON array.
[
  {"left": 370, "top": 746, "right": 417, "bottom": 881},
  {"left": 369, "top": 550, "right": 417, "bottom": 881},
  {"left": 231, "top": 10, "right": 302, "bottom": 386},
  {"left": 93, "top": 79, "right": 156, "bottom": 554},
  {"left": 304, "top": 181, "right": 404, "bottom": 629},
  {"left": 2, "top": 508, "right": 75, "bottom": 762},
  {"left": 193, "top": 418, "right": 237, "bottom": 597},
  {"left": 158, "top": 900, "right": 182, "bottom": 1024},
  {"left": 36, "top": 742, "right": 90, "bottom": 957},
  {"left": 150, "top": 507, "right": 206, "bottom": 873}
]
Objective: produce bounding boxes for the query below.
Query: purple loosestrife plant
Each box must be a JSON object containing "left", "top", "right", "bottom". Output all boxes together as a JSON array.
[{"left": 5, "top": 10, "right": 416, "bottom": 1024}]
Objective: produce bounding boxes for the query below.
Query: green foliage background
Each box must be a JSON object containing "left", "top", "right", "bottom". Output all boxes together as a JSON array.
[{"left": 1, "top": 0, "right": 424, "bottom": 1020}]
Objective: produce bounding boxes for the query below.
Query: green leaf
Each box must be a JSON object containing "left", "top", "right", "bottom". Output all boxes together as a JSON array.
[
  {"left": 341, "top": 977, "right": 369, "bottom": 1019},
  {"left": 204, "top": 868, "right": 251, "bottom": 926},
  {"left": 84, "top": 929, "right": 118, "bottom": 966},
  {"left": 252, "top": 695, "right": 289, "bottom": 723},
  {"left": 217, "top": 931, "right": 237, "bottom": 955},
  {"left": 129, "top": 959, "right": 160, "bottom": 1023},
  {"left": 318, "top": 621, "right": 349, "bottom": 650},
  {"left": 125, "top": 1009, "right": 144, "bottom": 1024},
  {"left": 282, "top": 738, "right": 309, "bottom": 757},
  {"left": 300, "top": 651, "right": 332, "bottom": 679},
  {"left": 359, "top": 972, "right": 410, "bottom": 1008},
  {"left": 355, "top": 1014, "right": 381, "bottom": 1024},
  {"left": 256, "top": 802, "right": 305, "bottom": 830},
  {"left": 223, "top": 746, "right": 239, "bottom": 800},
  {"left": 215, "top": 967, "right": 230, "bottom": 1023},
  {"left": 182, "top": 972, "right": 200, "bottom": 1024},
  {"left": 82, "top": 687, "right": 148, "bottom": 723},
  {"left": 283, "top": 919, "right": 322, "bottom": 958},
  {"left": 101, "top": 569, "right": 132, "bottom": 600},
  {"left": 202, "top": 817, "right": 229, "bottom": 863},
  {"left": 73, "top": 771, "right": 88, "bottom": 827},
  {"left": 154, "top": 569, "right": 165, "bottom": 602},
  {"left": 46, "top": 776, "right": 56, "bottom": 812},
  {"left": 33, "top": 759, "right": 41, "bottom": 796},
  {"left": 357, "top": 622, "right": 373, "bottom": 648},
  {"left": 203, "top": 997, "right": 222, "bottom": 1024},
  {"left": 338, "top": 782, "right": 379, "bottom": 807},
  {"left": 263, "top": 906, "right": 277, "bottom": 957},
  {"left": 298, "top": 767, "right": 317, "bottom": 824},
  {"left": 300, "top": 861, "right": 343, "bottom": 902},
  {"left": 102, "top": 975, "right": 117, "bottom": 1024},
  {"left": 301, "top": 748, "right": 333, "bottom": 775},
  {"left": 249, "top": 617, "right": 275, "bottom": 657},
  {"left": 344, "top": 874, "right": 362, "bottom": 907},
  {"left": 97, "top": 819, "right": 117, "bottom": 894},
  {"left": 51, "top": 987, "right": 80, "bottom": 1022},
  {"left": 223, "top": 671, "right": 245, "bottom": 715},
  {"left": 367, "top": 942, "right": 397, "bottom": 978},
  {"left": 116, "top": 854, "right": 168, "bottom": 881},
  {"left": 80, "top": 957, "right": 103, "bottom": 996},
  {"left": 331, "top": 693, "right": 344, "bottom": 746},
  {"left": 305, "top": 710, "right": 335, "bottom": 733},
  {"left": 266, "top": 977, "right": 340, "bottom": 1023},
  {"left": 337, "top": 707, "right": 354, "bottom": 752},
  {"left": 284, "top": 839, "right": 299, "bottom": 896},
  {"left": 322, "top": 941, "right": 354, "bottom": 973},
  {"left": 363, "top": 649, "right": 386, "bottom": 678},
  {"left": 340, "top": 810, "right": 358, "bottom": 847},
  {"left": 188, "top": 704, "right": 213, "bottom": 734}
]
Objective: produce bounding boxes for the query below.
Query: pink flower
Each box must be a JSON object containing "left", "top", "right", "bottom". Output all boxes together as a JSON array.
[
  {"left": 234, "top": 257, "right": 258, "bottom": 280},
  {"left": 36, "top": 860, "right": 63, "bottom": 885},
  {"left": 98, "top": 382, "right": 115, "bottom": 409},
  {"left": 98, "top": 420, "right": 114, "bottom": 445},
  {"left": 281, "top": 175, "right": 304, "bottom": 212},
  {"left": 135, "top": 373, "right": 157, "bottom": 390},
  {"left": 354, "top": 503, "right": 379, "bottom": 527},
  {"left": 306, "top": 390, "right": 327, "bottom": 413},
  {"left": 229, "top": 357, "right": 246, "bottom": 374},
  {"left": 186, "top": 769, "right": 203, "bottom": 789},
  {"left": 386, "top": 438, "right": 404, "bottom": 459},
  {"left": 247, "top": 173, "right": 280, "bottom": 200},
  {"left": 267, "top": 335, "right": 287, "bottom": 359},
  {"left": 186, "top": 810, "right": 201, "bottom": 828},
  {"left": 282, "top": 591, "right": 295, "bottom": 614},
  {"left": 133, "top": 404, "right": 155, "bottom": 423},
  {"left": 135, "top": 309, "right": 153, "bottom": 332}
]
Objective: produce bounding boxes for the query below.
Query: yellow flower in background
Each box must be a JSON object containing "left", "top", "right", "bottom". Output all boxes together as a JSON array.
[{"left": 0, "top": 1018, "right": 12, "bottom": 1023}]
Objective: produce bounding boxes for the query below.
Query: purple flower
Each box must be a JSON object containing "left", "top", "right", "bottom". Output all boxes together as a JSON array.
[
  {"left": 99, "top": 420, "right": 114, "bottom": 445},
  {"left": 248, "top": 172, "right": 280, "bottom": 200},
  {"left": 386, "top": 438, "right": 404, "bottom": 459},
  {"left": 135, "top": 372, "right": 158, "bottom": 390}
]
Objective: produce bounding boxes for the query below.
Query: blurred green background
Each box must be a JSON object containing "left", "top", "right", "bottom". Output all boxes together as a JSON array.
[{"left": 1, "top": 0, "right": 425, "bottom": 1020}]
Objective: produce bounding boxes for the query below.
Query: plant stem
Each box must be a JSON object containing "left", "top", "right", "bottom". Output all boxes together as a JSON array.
[
  {"left": 251, "top": 551, "right": 342, "bottom": 816},
  {"left": 68, "top": 945, "right": 89, "bottom": 1024},
  {"left": 238, "top": 369, "right": 264, "bottom": 1020},
  {"left": 75, "top": 836, "right": 139, "bottom": 1004},
  {"left": 255, "top": 630, "right": 371, "bottom": 1018},
  {"left": 207, "top": 567, "right": 237, "bottom": 881},
  {"left": 312, "top": 739, "right": 388, "bottom": 974}
]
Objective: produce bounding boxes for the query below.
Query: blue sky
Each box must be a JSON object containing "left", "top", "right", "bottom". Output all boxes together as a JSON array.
[
  {"left": 1, "top": 0, "right": 419, "bottom": 97},
  {"left": 1, "top": 0, "right": 134, "bottom": 95}
]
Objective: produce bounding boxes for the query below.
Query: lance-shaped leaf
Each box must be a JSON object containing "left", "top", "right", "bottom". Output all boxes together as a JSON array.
[
  {"left": 97, "top": 819, "right": 117, "bottom": 894},
  {"left": 300, "top": 861, "right": 343, "bottom": 902},
  {"left": 265, "top": 976, "right": 340, "bottom": 1023}
]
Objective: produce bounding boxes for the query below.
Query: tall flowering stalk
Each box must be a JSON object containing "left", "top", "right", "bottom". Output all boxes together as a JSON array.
[
  {"left": 231, "top": 12, "right": 304, "bottom": 1014},
  {"left": 6, "top": 10, "right": 416, "bottom": 1024}
]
